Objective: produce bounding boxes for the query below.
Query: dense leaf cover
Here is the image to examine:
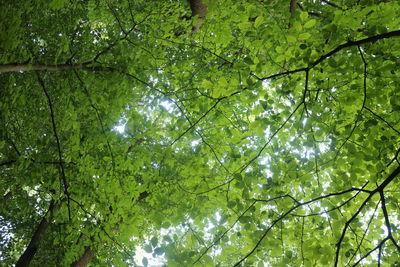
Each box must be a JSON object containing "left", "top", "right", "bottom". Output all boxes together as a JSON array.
[{"left": 1, "top": 0, "right": 400, "bottom": 266}]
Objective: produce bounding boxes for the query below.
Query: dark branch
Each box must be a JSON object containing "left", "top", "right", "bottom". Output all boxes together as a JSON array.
[
  {"left": 334, "top": 165, "right": 400, "bottom": 266},
  {"left": 365, "top": 106, "right": 400, "bottom": 136},
  {"left": 351, "top": 237, "right": 389, "bottom": 267},
  {"left": 15, "top": 200, "right": 55, "bottom": 267},
  {"left": 256, "top": 30, "right": 400, "bottom": 81},
  {"left": 321, "top": 0, "right": 344, "bottom": 10},
  {"left": 347, "top": 200, "right": 380, "bottom": 265},
  {"left": 234, "top": 186, "right": 371, "bottom": 266},
  {"left": 171, "top": 97, "right": 225, "bottom": 145},
  {"left": 0, "top": 63, "right": 111, "bottom": 73},
  {"left": 36, "top": 73, "right": 71, "bottom": 220},
  {"left": 193, "top": 201, "right": 257, "bottom": 264}
]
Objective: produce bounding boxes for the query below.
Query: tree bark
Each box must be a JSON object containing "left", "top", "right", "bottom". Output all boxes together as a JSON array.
[
  {"left": 0, "top": 63, "right": 108, "bottom": 73},
  {"left": 71, "top": 247, "right": 96, "bottom": 267},
  {"left": 188, "top": 0, "right": 208, "bottom": 33},
  {"left": 288, "top": 0, "right": 297, "bottom": 28},
  {"left": 15, "top": 200, "right": 55, "bottom": 267}
]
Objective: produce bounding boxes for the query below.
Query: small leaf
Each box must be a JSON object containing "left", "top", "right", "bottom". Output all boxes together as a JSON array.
[
  {"left": 234, "top": 173, "right": 243, "bottom": 181},
  {"left": 227, "top": 201, "right": 236, "bottom": 208},
  {"left": 244, "top": 57, "right": 254, "bottom": 65},
  {"left": 299, "top": 43, "right": 307, "bottom": 49},
  {"left": 144, "top": 245, "right": 152, "bottom": 253},
  {"left": 254, "top": 16, "right": 264, "bottom": 28},
  {"left": 151, "top": 237, "right": 158, "bottom": 247},
  {"left": 202, "top": 79, "right": 213, "bottom": 89},
  {"left": 154, "top": 247, "right": 165, "bottom": 255},
  {"left": 218, "top": 77, "right": 228, "bottom": 87},
  {"left": 260, "top": 100, "right": 268, "bottom": 111},
  {"left": 299, "top": 33, "right": 311, "bottom": 39},
  {"left": 287, "top": 35, "right": 297, "bottom": 42},
  {"left": 300, "top": 12, "right": 308, "bottom": 22},
  {"left": 142, "top": 257, "right": 148, "bottom": 267},
  {"left": 304, "top": 19, "right": 316, "bottom": 28},
  {"left": 162, "top": 222, "right": 171, "bottom": 229}
]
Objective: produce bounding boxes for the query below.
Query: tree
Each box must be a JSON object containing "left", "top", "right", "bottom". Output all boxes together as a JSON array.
[{"left": 1, "top": 0, "right": 400, "bottom": 266}]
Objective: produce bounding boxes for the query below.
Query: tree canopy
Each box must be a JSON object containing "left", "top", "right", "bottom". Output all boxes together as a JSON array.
[{"left": 1, "top": 0, "right": 400, "bottom": 266}]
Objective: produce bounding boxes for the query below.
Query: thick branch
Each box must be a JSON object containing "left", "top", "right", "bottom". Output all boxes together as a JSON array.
[
  {"left": 258, "top": 30, "right": 400, "bottom": 81},
  {"left": 71, "top": 247, "right": 96, "bottom": 267},
  {"left": 351, "top": 237, "right": 389, "bottom": 266},
  {"left": 15, "top": 200, "right": 55, "bottom": 267},
  {"left": 189, "top": 0, "right": 207, "bottom": 18},
  {"left": 0, "top": 63, "right": 110, "bottom": 73},
  {"left": 310, "top": 30, "right": 400, "bottom": 68},
  {"left": 289, "top": 0, "right": 297, "bottom": 28},
  {"left": 188, "top": 0, "right": 208, "bottom": 33},
  {"left": 334, "top": 165, "right": 400, "bottom": 266}
]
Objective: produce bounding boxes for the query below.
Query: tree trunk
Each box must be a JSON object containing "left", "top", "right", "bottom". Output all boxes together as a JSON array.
[
  {"left": 15, "top": 200, "right": 55, "bottom": 267},
  {"left": 188, "top": 0, "right": 208, "bottom": 33},
  {"left": 71, "top": 247, "right": 96, "bottom": 267}
]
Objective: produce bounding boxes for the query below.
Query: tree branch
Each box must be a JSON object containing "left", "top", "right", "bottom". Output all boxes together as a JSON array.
[
  {"left": 365, "top": 106, "right": 400, "bottom": 136},
  {"left": 351, "top": 237, "right": 389, "bottom": 266},
  {"left": 234, "top": 186, "right": 371, "bottom": 266},
  {"left": 15, "top": 200, "right": 55, "bottom": 267},
  {"left": 36, "top": 73, "right": 71, "bottom": 220},
  {"left": 321, "top": 0, "right": 344, "bottom": 10},
  {"left": 193, "top": 201, "right": 257, "bottom": 264},
  {"left": 0, "top": 63, "right": 111, "bottom": 73},
  {"left": 71, "top": 246, "right": 96, "bottom": 267},
  {"left": 256, "top": 30, "right": 400, "bottom": 81},
  {"left": 334, "top": 165, "right": 400, "bottom": 266}
]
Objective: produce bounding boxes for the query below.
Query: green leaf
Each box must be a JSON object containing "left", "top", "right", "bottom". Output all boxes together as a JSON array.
[
  {"left": 49, "top": 0, "right": 67, "bottom": 9},
  {"left": 254, "top": 16, "right": 264, "bottom": 28},
  {"left": 218, "top": 77, "right": 228, "bottom": 88},
  {"left": 151, "top": 237, "right": 158, "bottom": 247},
  {"left": 287, "top": 35, "right": 297, "bottom": 42},
  {"left": 2, "top": 2, "right": 400, "bottom": 266},
  {"left": 304, "top": 19, "right": 316, "bottom": 28},
  {"left": 244, "top": 57, "right": 254, "bottom": 65},
  {"left": 202, "top": 79, "right": 213, "bottom": 89},
  {"left": 299, "top": 33, "right": 311, "bottom": 39},
  {"left": 300, "top": 12, "right": 308, "bottom": 22},
  {"left": 154, "top": 247, "right": 165, "bottom": 255},
  {"left": 142, "top": 257, "right": 148, "bottom": 267},
  {"left": 144, "top": 245, "right": 153, "bottom": 253}
]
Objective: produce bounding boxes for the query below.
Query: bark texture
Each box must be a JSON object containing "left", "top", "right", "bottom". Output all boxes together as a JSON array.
[
  {"left": 188, "top": 0, "right": 208, "bottom": 33},
  {"left": 71, "top": 247, "right": 97, "bottom": 267},
  {"left": 15, "top": 200, "right": 55, "bottom": 267}
]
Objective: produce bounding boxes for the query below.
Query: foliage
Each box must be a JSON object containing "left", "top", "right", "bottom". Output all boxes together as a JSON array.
[{"left": 1, "top": 0, "right": 400, "bottom": 266}]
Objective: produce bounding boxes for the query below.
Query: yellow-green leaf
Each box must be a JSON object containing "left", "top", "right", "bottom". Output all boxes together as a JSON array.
[
  {"left": 254, "top": 16, "right": 264, "bottom": 28},
  {"left": 304, "top": 19, "right": 316, "bottom": 28},
  {"left": 299, "top": 32, "right": 311, "bottom": 39}
]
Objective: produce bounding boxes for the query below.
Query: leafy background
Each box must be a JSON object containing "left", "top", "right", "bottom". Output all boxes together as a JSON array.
[{"left": 1, "top": 0, "right": 400, "bottom": 266}]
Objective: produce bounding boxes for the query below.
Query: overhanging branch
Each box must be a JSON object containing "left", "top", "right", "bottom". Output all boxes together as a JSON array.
[{"left": 256, "top": 30, "right": 400, "bottom": 81}]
